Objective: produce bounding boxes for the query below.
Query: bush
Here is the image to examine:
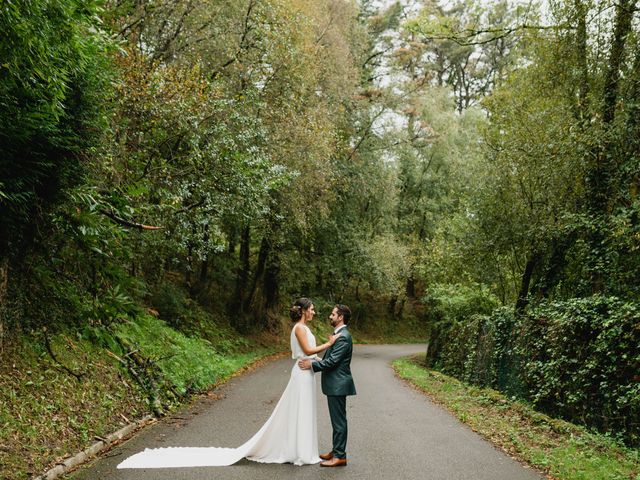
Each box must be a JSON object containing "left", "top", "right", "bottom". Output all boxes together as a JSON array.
[
  {"left": 427, "top": 294, "right": 640, "bottom": 446},
  {"left": 520, "top": 296, "right": 640, "bottom": 445},
  {"left": 424, "top": 283, "right": 500, "bottom": 370},
  {"left": 431, "top": 308, "right": 524, "bottom": 395},
  {"left": 151, "top": 282, "right": 248, "bottom": 353},
  {"left": 425, "top": 283, "right": 501, "bottom": 322}
]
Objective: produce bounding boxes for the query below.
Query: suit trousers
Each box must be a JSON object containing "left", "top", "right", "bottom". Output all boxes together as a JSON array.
[{"left": 327, "top": 395, "right": 348, "bottom": 458}]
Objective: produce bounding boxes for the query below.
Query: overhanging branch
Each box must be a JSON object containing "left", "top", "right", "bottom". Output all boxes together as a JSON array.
[{"left": 100, "top": 209, "right": 163, "bottom": 230}]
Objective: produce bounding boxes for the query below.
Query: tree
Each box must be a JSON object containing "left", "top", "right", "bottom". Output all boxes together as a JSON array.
[{"left": 0, "top": 0, "right": 112, "bottom": 330}]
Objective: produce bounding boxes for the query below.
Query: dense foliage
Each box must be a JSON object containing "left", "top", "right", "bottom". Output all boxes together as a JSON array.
[
  {"left": 0, "top": 0, "right": 109, "bottom": 249},
  {"left": 404, "top": 0, "right": 640, "bottom": 445},
  {"left": 1, "top": 0, "right": 639, "bottom": 450},
  {"left": 425, "top": 297, "right": 640, "bottom": 445},
  {"left": 0, "top": 0, "right": 112, "bottom": 329}
]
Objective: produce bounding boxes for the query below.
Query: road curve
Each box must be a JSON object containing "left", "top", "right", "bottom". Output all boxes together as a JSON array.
[{"left": 70, "top": 344, "right": 543, "bottom": 480}]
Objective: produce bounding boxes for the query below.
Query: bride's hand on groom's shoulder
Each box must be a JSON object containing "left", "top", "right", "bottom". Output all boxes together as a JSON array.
[{"left": 328, "top": 333, "right": 341, "bottom": 345}]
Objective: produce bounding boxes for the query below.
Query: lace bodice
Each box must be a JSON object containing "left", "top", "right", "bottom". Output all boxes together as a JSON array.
[{"left": 291, "top": 324, "right": 317, "bottom": 359}]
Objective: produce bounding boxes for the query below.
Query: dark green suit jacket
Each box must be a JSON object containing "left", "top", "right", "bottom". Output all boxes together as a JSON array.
[{"left": 312, "top": 326, "right": 356, "bottom": 396}]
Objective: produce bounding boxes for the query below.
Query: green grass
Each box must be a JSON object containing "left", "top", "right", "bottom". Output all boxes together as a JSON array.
[
  {"left": 0, "top": 315, "right": 277, "bottom": 480},
  {"left": 393, "top": 355, "right": 640, "bottom": 480},
  {"left": 113, "top": 314, "right": 271, "bottom": 395}
]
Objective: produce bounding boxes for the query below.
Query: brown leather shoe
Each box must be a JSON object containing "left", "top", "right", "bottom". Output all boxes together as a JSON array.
[
  {"left": 319, "top": 451, "right": 334, "bottom": 461},
  {"left": 320, "top": 457, "right": 347, "bottom": 467}
]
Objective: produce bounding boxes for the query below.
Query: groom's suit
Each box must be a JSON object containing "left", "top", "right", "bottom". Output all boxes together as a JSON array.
[{"left": 311, "top": 325, "right": 356, "bottom": 460}]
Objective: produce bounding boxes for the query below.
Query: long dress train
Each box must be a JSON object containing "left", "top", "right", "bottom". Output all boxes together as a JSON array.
[{"left": 117, "top": 324, "right": 321, "bottom": 468}]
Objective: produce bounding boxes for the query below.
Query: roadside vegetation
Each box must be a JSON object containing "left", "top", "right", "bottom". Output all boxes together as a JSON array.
[
  {"left": 0, "top": 313, "right": 275, "bottom": 480},
  {"left": 2, "top": 0, "right": 639, "bottom": 477},
  {"left": 394, "top": 355, "right": 640, "bottom": 480}
]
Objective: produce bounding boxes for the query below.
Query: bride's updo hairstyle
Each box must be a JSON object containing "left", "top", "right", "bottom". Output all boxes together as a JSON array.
[{"left": 290, "top": 297, "right": 313, "bottom": 321}]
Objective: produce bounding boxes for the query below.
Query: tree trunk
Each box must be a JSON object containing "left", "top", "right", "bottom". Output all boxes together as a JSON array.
[
  {"left": 315, "top": 263, "right": 323, "bottom": 291},
  {"left": 263, "top": 238, "right": 282, "bottom": 332},
  {"left": 625, "top": 46, "right": 640, "bottom": 201},
  {"left": 227, "top": 228, "right": 237, "bottom": 256},
  {"left": 196, "top": 225, "right": 210, "bottom": 291},
  {"left": 533, "top": 237, "right": 569, "bottom": 298},
  {"left": 185, "top": 238, "right": 194, "bottom": 289},
  {"left": 0, "top": 257, "right": 8, "bottom": 352},
  {"left": 405, "top": 274, "right": 416, "bottom": 298},
  {"left": 232, "top": 226, "right": 250, "bottom": 316},
  {"left": 515, "top": 251, "right": 539, "bottom": 313},
  {"left": 264, "top": 251, "right": 279, "bottom": 310},
  {"left": 590, "top": 0, "right": 637, "bottom": 212},
  {"left": 189, "top": 226, "right": 210, "bottom": 295},
  {"left": 602, "top": 0, "right": 636, "bottom": 125},
  {"left": 244, "top": 235, "right": 269, "bottom": 312},
  {"left": 574, "top": 0, "right": 589, "bottom": 121},
  {"left": 199, "top": 259, "right": 209, "bottom": 285},
  {"left": 388, "top": 294, "right": 397, "bottom": 318},
  {"left": 625, "top": 45, "right": 640, "bottom": 148}
]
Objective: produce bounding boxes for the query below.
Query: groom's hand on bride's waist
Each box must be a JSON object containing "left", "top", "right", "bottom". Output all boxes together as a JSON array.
[{"left": 298, "top": 359, "right": 312, "bottom": 370}]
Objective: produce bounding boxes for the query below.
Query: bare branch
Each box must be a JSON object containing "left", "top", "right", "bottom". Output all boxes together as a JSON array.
[
  {"left": 411, "top": 23, "right": 569, "bottom": 47},
  {"left": 363, "top": 45, "right": 394, "bottom": 69},
  {"left": 100, "top": 209, "right": 163, "bottom": 230},
  {"left": 209, "top": 0, "right": 258, "bottom": 80},
  {"left": 43, "top": 329, "right": 84, "bottom": 381}
]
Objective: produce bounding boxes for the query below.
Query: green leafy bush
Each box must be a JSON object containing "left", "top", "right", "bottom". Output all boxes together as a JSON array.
[
  {"left": 150, "top": 282, "right": 249, "bottom": 352},
  {"left": 424, "top": 283, "right": 500, "bottom": 372},
  {"left": 114, "top": 315, "right": 235, "bottom": 396},
  {"left": 520, "top": 296, "right": 640, "bottom": 445},
  {"left": 83, "top": 314, "right": 263, "bottom": 408},
  {"left": 428, "top": 295, "right": 640, "bottom": 446},
  {"left": 0, "top": 0, "right": 112, "bottom": 257},
  {"left": 425, "top": 283, "right": 501, "bottom": 322}
]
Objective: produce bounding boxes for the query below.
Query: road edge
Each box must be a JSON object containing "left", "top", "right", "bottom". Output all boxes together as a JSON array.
[{"left": 32, "top": 350, "right": 287, "bottom": 480}]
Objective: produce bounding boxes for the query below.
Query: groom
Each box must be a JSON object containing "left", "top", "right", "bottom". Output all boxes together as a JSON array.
[{"left": 299, "top": 304, "right": 356, "bottom": 467}]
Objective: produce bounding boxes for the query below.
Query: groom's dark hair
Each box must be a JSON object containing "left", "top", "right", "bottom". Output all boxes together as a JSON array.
[{"left": 335, "top": 304, "right": 351, "bottom": 324}]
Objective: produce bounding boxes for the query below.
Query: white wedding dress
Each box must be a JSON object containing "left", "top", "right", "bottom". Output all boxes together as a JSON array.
[{"left": 117, "top": 324, "right": 321, "bottom": 468}]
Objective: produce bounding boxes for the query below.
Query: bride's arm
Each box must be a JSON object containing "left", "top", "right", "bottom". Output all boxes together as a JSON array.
[{"left": 294, "top": 326, "right": 339, "bottom": 356}]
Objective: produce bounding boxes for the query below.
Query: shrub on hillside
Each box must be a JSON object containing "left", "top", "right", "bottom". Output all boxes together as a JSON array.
[
  {"left": 426, "top": 294, "right": 640, "bottom": 446},
  {"left": 520, "top": 296, "right": 640, "bottom": 445},
  {"left": 424, "top": 283, "right": 500, "bottom": 372}
]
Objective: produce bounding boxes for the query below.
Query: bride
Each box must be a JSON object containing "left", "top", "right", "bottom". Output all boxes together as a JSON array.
[{"left": 117, "top": 297, "right": 338, "bottom": 468}]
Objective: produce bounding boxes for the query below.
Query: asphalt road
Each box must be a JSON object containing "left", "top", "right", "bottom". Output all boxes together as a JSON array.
[{"left": 70, "top": 344, "right": 543, "bottom": 480}]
